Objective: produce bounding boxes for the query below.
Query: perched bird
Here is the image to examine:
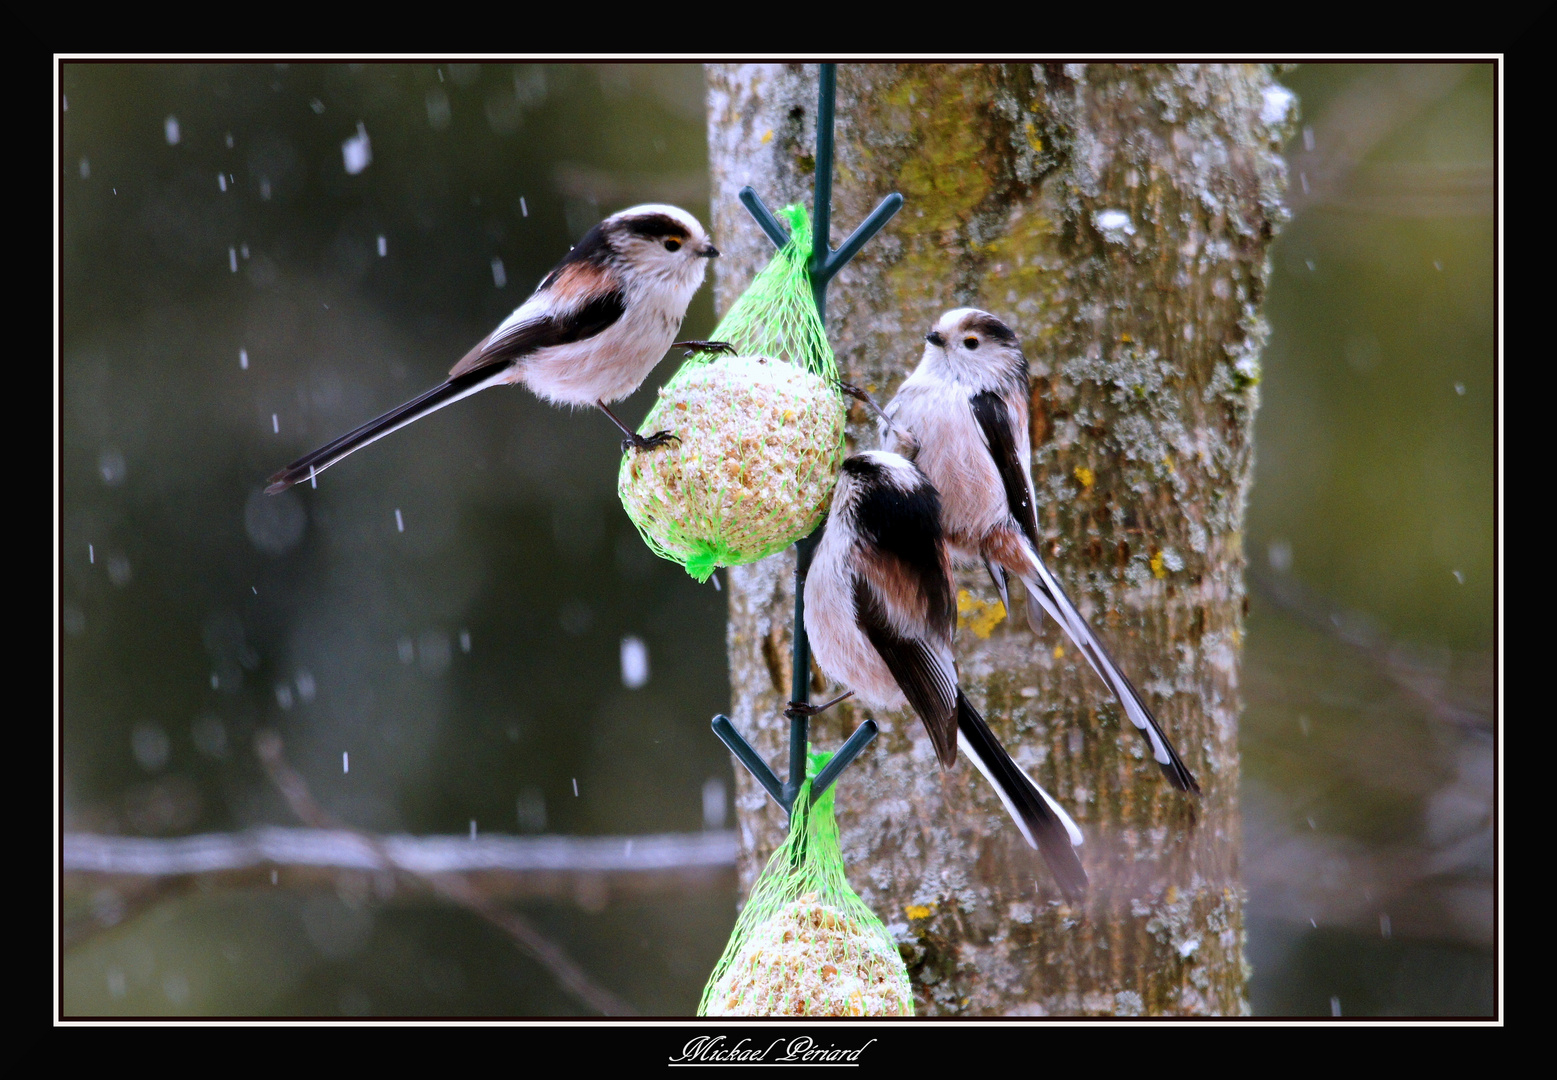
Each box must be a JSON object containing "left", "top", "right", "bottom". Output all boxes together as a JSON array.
[
  {"left": 265, "top": 204, "right": 723, "bottom": 494},
  {"left": 876, "top": 307, "right": 1200, "bottom": 794},
  {"left": 804, "top": 450, "right": 1088, "bottom": 898}
]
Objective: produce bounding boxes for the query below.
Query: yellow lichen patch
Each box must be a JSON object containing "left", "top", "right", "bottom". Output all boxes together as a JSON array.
[
  {"left": 904, "top": 904, "right": 935, "bottom": 921},
  {"left": 1121, "top": 332, "right": 1133, "bottom": 343},
  {"left": 1073, "top": 466, "right": 1095, "bottom": 491},
  {"left": 761, "top": 129, "right": 773, "bottom": 144},
  {"left": 1052, "top": 644, "right": 1066, "bottom": 660},
  {"left": 865, "top": 69, "right": 1012, "bottom": 307},
  {"left": 880, "top": 70, "right": 996, "bottom": 236},
  {"left": 1150, "top": 551, "right": 1167, "bottom": 579},
  {"left": 957, "top": 589, "right": 1006, "bottom": 639},
  {"left": 1166, "top": 886, "right": 1179, "bottom": 905}
]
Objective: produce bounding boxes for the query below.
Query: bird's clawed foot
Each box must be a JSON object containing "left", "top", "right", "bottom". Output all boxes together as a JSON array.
[
  {"left": 623, "top": 429, "right": 681, "bottom": 454},
  {"left": 784, "top": 690, "right": 855, "bottom": 720},
  {"left": 837, "top": 381, "right": 874, "bottom": 407},
  {"left": 840, "top": 381, "right": 916, "bottom": 455},
  {"left": 672, "top": 339, "right": 738, "bottom": 357},
  {"left": 838, "top": 381, "right": 893, "bottom": 425}
]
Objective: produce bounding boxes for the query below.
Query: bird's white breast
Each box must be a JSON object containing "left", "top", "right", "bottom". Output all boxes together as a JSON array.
[
  {"left": 519, "top": 277, "right": 699, "bottom": 407},
  {"left": 886, "top": 372, "right": 1018, "bottom": 553}
]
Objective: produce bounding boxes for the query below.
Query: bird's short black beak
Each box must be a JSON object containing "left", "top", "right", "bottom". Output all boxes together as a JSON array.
[
  {"left": 925, "top": 330, "right": 946, "bottom": 347},
  {"left": 700, "top": 245, "right": 720, "bottom": 258}
]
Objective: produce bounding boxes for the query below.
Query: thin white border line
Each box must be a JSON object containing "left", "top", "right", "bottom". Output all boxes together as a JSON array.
[
  {"left": 51, "top": 52, "right": 1506, "bottom": 60},
  {"left": 53, "top": 55, "right": 64, "bottom": 1025}
]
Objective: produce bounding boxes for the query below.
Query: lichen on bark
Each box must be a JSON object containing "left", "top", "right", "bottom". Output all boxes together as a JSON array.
[{"left": 706, "top": 62, "right": 1290, "bottom": 1016}]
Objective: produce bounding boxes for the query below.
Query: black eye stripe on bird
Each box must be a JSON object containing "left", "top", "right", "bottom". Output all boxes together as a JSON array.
[
  {"left": 264, "top": 204, "right": 728, "bottom": 494},
  {"left": 805, "top": 449, "right": 1089, "bottom": 899},
  {"left": 619, "top": 212, "right": 693, "bottom": 241},
  {"left": 965, "top": 313, "right": 1017, "bottom": 343},
  {"left": 877, "top": 306, "right": 1200, "bottom": 796}
]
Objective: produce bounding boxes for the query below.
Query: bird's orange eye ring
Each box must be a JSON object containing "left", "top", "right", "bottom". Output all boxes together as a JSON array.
[
  {"left": 664, "top": 239, "right": 682, "bottom": 252},
  {"left": 964, "top": 337, "right": 979, "bottom": 349}
]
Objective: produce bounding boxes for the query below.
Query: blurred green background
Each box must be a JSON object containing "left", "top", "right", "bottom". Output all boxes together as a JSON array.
[{"left": 59, "top": 62, "right": 1495, "bottom": 1017}]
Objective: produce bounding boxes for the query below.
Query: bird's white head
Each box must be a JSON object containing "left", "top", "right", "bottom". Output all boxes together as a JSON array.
[
  {"left": 921, "top": 307, "right": 1027, "bottom": 388},
  {"left": 601, "top": 204, "right": 719, "bottom": 294}
]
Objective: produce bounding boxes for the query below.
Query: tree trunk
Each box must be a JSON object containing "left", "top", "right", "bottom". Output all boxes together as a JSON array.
[{"left": 706, "top": 62, "right": 1289, "bottom": 1016}]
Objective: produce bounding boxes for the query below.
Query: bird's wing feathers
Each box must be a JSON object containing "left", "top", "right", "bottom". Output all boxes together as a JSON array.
[
  {"left": 445, "top": 283, "right": 625, "bottom": 384},
  {"left": 982, "top": 556, "right": 1010, "bottom": 609},
  {"left": 968, "top": 389, "right": 1041, "bottom": 551},
  {"left": 851, "top": 572, "right": 960, "bottom": 769},
  {"left": 969, "top": 390, "right": 1045, "bottom": 630}
]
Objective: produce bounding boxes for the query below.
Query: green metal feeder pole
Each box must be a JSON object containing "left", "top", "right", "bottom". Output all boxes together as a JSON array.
[{"left": 712, "top": 63, "right": 903, "bottom": 817}]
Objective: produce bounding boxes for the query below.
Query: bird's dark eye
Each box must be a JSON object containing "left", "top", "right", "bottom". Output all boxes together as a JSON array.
[
  {"left": 663, "top": 239, "right": 682, "bottom": 252},
  {"left": 964, "top": 337, "right": 979, "bottom": 349}
]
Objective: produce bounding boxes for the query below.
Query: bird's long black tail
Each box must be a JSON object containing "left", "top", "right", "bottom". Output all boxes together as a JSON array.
[
  {"left": 265, "top": 369, "right": 500, "bottom": 494},
  {"left": 955, "top": 691, "right": 1088, "bottom": 900},
  {"left": 1019, "top": 556, "right": 1201, "bottom": 794}
]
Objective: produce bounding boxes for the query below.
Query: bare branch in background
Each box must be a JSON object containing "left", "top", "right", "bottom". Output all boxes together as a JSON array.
[
  {"left": 1251, "top": 568, "right": 1492, "bottom": 734},
  {"left": 64, "top": 823, "right": 738, "bottom": 954},
  {"left": 1244, "top": 569, "right": 1493, "bottom": 947},
  {"left": 63, "top": 826, "right": 736, "bottom": 952},
  {"left": 1242, "top": 800, "right": 1492, "bottom": 948},
  {"left": 64, "top": 826, "right": 737, "bottom": 881},
  {"left": 252, "top": 730, "right": 638, "bottom": 1017},
  {"left": 1322, "top": 161, "right": 1493, "bottom": 218}
]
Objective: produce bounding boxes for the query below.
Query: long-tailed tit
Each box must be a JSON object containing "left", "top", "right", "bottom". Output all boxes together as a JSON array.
[
  {"left": 265, "top": 204, "right": 723, "bottom": 494},
  {"left": 804, "top": 450, "right": 1088, "bottom": 899},
  {"left": 878, "top": 308, "right": 1200, "bottom": 794}
]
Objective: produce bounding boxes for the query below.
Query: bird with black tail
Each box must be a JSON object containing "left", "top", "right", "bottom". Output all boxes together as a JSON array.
[
  {"left": 878, "top": 308, "right": 1200, "bottom": 795},
  {"left": 803, "top": 449, "right": 1088, "bottom": 899},
  {"left": 265, "top": 204, "right": 723, "bottom": 495}
]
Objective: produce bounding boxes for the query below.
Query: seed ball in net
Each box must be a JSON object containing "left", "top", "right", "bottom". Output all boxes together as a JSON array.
[
  {"left": 619, "top": 355, "right": 844, "bottom": 575},
  {"left": 703, "top": 897, "right": 911, "bottom": 1017}
]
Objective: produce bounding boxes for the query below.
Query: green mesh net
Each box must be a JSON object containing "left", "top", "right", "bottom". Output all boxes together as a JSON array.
[
  {"left": 698, "top": 749, "right": 914, "bottom": 1017},
  {"left": 618, "top": 205, "right": 846, "bottom": 582}
]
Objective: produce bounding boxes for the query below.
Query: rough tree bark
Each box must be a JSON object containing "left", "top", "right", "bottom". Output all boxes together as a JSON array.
[{"left": 705, "top": 63, "right": 1291, "bottom": 1016}]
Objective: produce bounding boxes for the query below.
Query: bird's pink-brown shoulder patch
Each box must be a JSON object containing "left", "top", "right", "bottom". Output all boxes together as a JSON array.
[
  {"left": 543, "top": 259, "right": 614, "bottom": 306},
  {"left": 856, "top": 540, "right": 954, "bottom": 639}
]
